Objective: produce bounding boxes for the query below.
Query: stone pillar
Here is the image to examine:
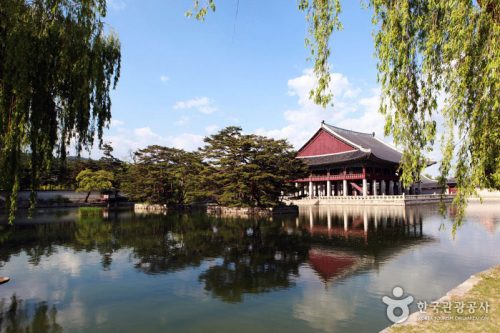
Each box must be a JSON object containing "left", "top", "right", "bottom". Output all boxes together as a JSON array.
[
  {"left": 381, "top": 180, "right": 386, "bottom": 195},
  {"left": 363, "top": 178, "right": 368, "bottom": 197},
  {"left": 389, "top": 180, "right": 394, "bottom": 195},
  {"left": 309, "top": 181, "right": 313, "bottom": 198},
  {"left": 397, "top": 181, "right": 402, "bottom": 195},
  {"left": 343, "top": 179, "right": 348, "bottom": 197},
  {"left": 372, "top": 179, "right": 377, "bottom": 196},
  {"left": 327, "top": 180, "right": 331, "bottom": 198}
]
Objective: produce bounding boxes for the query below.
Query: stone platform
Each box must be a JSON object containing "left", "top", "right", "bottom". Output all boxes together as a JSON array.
[{"left": 285, "top": 194, "right": 455, "bottom": 206}]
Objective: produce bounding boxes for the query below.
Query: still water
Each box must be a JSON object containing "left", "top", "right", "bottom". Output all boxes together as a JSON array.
[{"left": 0, "top": 203, "right": 499, "bottom": 333}]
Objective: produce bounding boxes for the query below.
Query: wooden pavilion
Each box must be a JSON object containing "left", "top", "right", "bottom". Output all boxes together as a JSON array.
[{"left": 293, "top": 121, "right": 426, "bottom": 198}]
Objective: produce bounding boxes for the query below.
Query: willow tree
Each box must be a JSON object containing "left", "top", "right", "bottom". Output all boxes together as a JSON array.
[
  {"left": 190, "top": 0, "right": 499, "bottom": 226},
  {"left": 0, "top": 0, "right": 121, "bottom": 222}
]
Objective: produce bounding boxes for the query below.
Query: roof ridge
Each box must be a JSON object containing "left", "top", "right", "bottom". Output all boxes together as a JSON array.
[{"left": 323, "top": 121, "right": 374, "bottom": 136}]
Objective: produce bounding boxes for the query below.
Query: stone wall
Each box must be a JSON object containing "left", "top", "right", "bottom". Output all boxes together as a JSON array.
[{"left": 206, "top": 205, "right": 298, "bottom": 217}]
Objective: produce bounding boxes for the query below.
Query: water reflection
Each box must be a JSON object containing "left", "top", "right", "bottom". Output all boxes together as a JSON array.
[
  {"left": 0, "top": 206, "right": 432, "bottom": 298},
  {"left": 199, "top": 222, "right": 309, "bottom": 303},
  {"left": 0, "top": 204, "right": 498, "bottom": 333},
  {"left": 0, "top": 296, "right": 62, "bottom": 333},
  {"left": 289, "top": 206, "right": 432, "bottom": 285}
]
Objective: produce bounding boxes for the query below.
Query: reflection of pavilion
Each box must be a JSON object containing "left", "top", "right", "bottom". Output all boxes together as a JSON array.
[
  {"left": 307, "top": 248, "right": 370, "bottom": 284},
  {"left": 297, "top": 205, "right": 424, "bottom": 244},
  {"left": 285, "top": 205, "right": 431, "bottom": 284}
]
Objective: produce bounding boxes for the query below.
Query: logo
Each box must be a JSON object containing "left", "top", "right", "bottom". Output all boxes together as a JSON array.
[{"left": 382, "top": 286, "right": 414, "bottom": 323}]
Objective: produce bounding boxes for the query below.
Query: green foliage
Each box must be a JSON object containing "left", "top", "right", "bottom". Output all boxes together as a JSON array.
[
  {"left": 372, "top": 0, "right": 499, "bottom": 226},
  {"left": 299, "top": 0, "right": 342, "bottom": 107},
  {"left": 75, "top": 169, "right": 114, "bottom": 200},
  {"left": 185, "top": 0, "right": 216, "bottom": 20},
  {"left": 0, "top": 0, "right": 121, "bottom": 223},
  {"left": 199, "top": 126, "right": 308, "bottom": 208},
  {"left": 121, "top": 146, "right": 204, "bottom": 205}
]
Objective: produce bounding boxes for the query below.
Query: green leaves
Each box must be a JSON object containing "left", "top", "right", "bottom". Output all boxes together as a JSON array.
[
  {"left": 200, "top": 127, "right": 308, "bottom": 208},
  {"left": 372, "top": 0, "right": 499, "bottom": 226},
  {"left": 76, "top": 169, "right": 114, "bottom": 192},
  {"left": 121, "top": 146, "right": 204, "bottom": 205},
  {"left": 0, "top": 0, "right": 121, "bottom": 222},
  {"left": 299, "top": 0, "right": 342, "bottom": 108},
  {"left": 185, "top": 0, "right": 216, "bottom": 21}
]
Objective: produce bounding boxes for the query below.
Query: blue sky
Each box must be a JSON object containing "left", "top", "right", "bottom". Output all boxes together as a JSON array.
[{"left": 98, "top": 0, "right": 389, "bottom": 160}]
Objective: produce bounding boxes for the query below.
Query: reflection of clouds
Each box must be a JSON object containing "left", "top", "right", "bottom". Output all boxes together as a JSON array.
[
  {"left": 2, "top": 252, "right": 71, "bottom": 302},
  {"left": 98, "top": 249, "right": 133, "bottom": 280},
  {"left": 28, "top": 248, "right": 101, "bottom": 277},
  {"left": 57, "top": 289, "right": 87, "bottom": 329},
  {"left": 293, "top": 268, "right": 360, "bottom": 332}
]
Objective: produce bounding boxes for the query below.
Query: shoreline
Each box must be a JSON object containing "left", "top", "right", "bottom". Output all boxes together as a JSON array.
[{"left": 381, "top": 265, "right": 500, "bottom": 332}]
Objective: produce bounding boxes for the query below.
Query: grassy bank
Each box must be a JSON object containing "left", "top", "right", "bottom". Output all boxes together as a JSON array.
[{"left": 390, "top": 266, "right": 499, "bottom": 333}]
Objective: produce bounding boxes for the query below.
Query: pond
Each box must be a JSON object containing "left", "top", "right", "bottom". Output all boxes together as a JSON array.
[{"left": 0, "top": 203, "right": 499, "bottom": 333}]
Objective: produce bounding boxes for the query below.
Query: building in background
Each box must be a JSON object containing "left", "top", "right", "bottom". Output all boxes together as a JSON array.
[{"left": 292, "top": 121, "right": 434, "bottom": 198}]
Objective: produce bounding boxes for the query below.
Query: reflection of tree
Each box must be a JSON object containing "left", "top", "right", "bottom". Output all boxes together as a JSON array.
[
  {"left": 75, "top": 209, "right": 115, "bottom": 270},
  {"left": 0, "top": 208, "right": 436, "bottom": 312},
  {"left": 198, "top": 221, "right": 310, "bottom": 303},
  {"left": 0, "top": 223, "right": 68, "bottom": 267},
  {"left": 0, "top": 295, "right": 62, "bottom": 333}
]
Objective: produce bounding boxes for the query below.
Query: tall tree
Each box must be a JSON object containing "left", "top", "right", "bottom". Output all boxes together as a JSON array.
[
  {"left": 200, "top": 127, "right": 308, "bottom": 208},
  {"left": 0, "top": 0, "right": 121, "bottom": 222},
  {"left": 121, "top": 146, "right": 204, "bottom": 205},
  {"left": 190, "top": 1, "right": 499, "bottom": 225}
]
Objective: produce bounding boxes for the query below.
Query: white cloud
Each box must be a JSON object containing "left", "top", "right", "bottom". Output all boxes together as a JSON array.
[
  {"left": 110, "top": 119, "right": 125, "bottom": 128},
  {"left": 160, "top": 75, "right": 169, "bottom": 83},
  {"left": 175, "top": 116, "right": 190, "bottom": 126},
  {"left": 108, "top": 0, "right": 126, "bottom": 10},
  {"left": 102, "top": 127, "right": 204, "bottom": 160},
  {"left": 256, "top": 69, "right": 372, "bottom": 148},
  {"left": 173, "top": 97, "right": 217, "bottom": 114},
  {"left": 169, "top": 133, "right": 205, "bottom": 151}
]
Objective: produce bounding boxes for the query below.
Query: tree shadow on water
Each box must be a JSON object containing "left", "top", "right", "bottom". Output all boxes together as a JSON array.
[{"left": 0, "top": 295, "right": 62, "bottom": 333}]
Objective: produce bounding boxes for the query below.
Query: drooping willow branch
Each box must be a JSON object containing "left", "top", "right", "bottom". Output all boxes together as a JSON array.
[{"left": 0, "top": 0, "right": 121, "bottom": 223}]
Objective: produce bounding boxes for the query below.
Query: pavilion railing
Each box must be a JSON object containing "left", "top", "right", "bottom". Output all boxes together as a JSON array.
[
  {"left": 295, "top": 173, "right": 364, "bottom": 182},
  {"left": 284, "top": 194, "right": 454, "bottom": 201}
]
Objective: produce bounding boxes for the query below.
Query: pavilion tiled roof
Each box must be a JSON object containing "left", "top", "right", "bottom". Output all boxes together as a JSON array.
[
  {"left": 300, "top": 150, "right": 370, "bottom": 166},
  {"left": 299, "top": 122, "right": 405, "bottom": 166},
  {"left": 322, "top": 123, "right": 403, "bottom": 163}
]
